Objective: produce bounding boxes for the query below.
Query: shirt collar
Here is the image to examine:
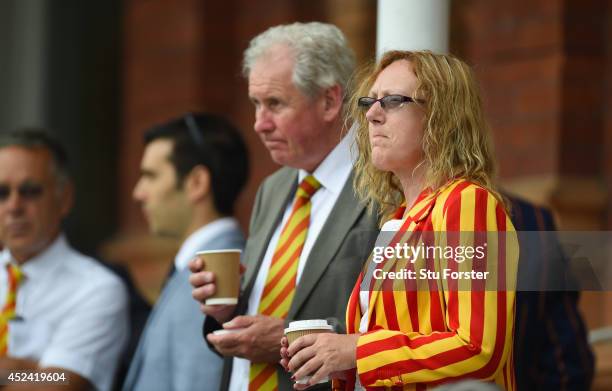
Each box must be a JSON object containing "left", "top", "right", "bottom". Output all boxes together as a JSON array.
[
  {"left": 0, "top": 234, "right": 68, "bottom": 279},
  {"left": 298, "top": 127, "right": 354, "bottom": 196},
  {"left": 174, "top": 217, "right": 241, "bottom": 270}
]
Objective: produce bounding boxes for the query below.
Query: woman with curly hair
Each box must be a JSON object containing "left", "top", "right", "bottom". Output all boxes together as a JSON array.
[{"left": 281, "top": 50, "right": 519, "bottom": 391}]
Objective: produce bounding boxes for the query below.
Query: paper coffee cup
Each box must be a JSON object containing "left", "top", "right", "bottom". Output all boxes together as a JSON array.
[
  {"left": 196, "top": 249, "right": 241, "bottom": 305},
  {"left": 284, "top": 320, "right": 334, "bottom": 385}
]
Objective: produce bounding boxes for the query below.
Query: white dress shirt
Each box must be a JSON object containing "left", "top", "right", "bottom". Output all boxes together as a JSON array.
[
  {"left": 173, "top": 217, "right": 242, "bottom": 271},
  {"left": 0, "top": 235, "right": 129, "bottom": 391},
  {"left": 229, "top": 132, "right": 354, "bottom": 391},
  {"left": 358, "top": 218, "right": 404, "bottom": 334},
  {"left": 353, "top": 218, "right": 403, "bottom": 391}
]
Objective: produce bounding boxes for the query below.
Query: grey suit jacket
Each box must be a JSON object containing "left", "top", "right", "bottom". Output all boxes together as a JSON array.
[
  {"left": 208, "top": 167, "right": 379, "bottom": 391},
  {"left": 123, "top": 225, "right": 244, "bottom": 391}
]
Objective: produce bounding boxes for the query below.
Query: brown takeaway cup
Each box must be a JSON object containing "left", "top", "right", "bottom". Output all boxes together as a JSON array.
[
  {"left": 196, "top": 249, "right": 241, "bottom": 305},
  {"left": 284, "top": 320, "right": 334, "bottom": 385}
]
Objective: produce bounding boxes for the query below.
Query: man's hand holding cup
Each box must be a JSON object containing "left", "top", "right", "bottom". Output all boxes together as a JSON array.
[{"left": 188, "top": 249, "right": 242, "bottom": 324}]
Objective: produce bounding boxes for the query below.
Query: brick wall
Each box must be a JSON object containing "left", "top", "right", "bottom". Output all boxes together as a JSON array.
[
  {"left": 453, "top": 0, "right": 610, "bottom": 230},
  {"left": 120, "top": 0, "right": 209, "bottom": 233},
  {"left": 452, "top": 0, "right": 563, "bottom": 180}
]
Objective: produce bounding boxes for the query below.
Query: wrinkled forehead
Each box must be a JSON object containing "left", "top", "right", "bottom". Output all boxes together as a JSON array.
[
  {"left": 249, "top": 58, "right": 295, "bottom": 88},
  {"left": 370, "top": 59, "right": 419, "bottom": 95},
  {"left": 0, "top": 146, "right": 56, "bottom": 184}
]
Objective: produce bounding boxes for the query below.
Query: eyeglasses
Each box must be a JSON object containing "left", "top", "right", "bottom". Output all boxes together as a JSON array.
[
  {"left": 0, "top": 183, "right": 44, "bottom": 202},
  {"left": 182, "top": 113, "right": 217, "bottom": 175},
  {"left": 357, "top": 95, "right": 424, "bottom": 111},
  {"left": 184, "top": 113, "right": 205, "bottom": 148}
]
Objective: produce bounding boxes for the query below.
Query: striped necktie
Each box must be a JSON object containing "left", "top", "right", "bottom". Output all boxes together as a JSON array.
[
  {"left": 249, "top": 175, "right": 321, "bottom": 391},
  {"left": 0, "top": 263, "right": 24, "bottom": 355}
]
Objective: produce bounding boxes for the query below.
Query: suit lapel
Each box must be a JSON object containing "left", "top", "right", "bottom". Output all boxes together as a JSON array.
[
  {"left": 242, "top": 170, "right": 298, "bottom": 296},
  {"left": 287, "top": 171, "right": 365, "bottom": 320}
]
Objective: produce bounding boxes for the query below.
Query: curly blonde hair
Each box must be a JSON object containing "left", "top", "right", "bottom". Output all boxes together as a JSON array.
[{"left": 349, "top": 50, "right": 502, "bottom": 223}]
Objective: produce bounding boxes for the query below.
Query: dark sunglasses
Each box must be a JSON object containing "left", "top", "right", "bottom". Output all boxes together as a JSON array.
[
  {"left": 184, "top": 113, "right": 205, "bottom": 148},
  {"left": 357, "top": 95, "right": 424, "bottom": 111},
  {"left": 0, "top": 183, "right": 44, "bottom": 202}
]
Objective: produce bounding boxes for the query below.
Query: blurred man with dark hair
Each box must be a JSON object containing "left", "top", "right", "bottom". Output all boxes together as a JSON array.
[
  {"left": 123, "top": 112, "right": 249, "bottom": 391},
  {"left": 0, "top": 129, "right": 129, "bottom": 391}
]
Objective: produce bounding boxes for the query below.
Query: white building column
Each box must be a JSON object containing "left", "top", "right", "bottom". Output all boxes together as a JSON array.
[{"left": 376, "top": 0, "right": 450, "bottom": 59}]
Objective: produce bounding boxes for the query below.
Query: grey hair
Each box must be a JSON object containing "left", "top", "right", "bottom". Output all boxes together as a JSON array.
[
  {"left": 243, "top": 22, "right": 356, "bottom": 102},
  {"left": 0, "top": 128, "right": 70, "bottom": 186}
]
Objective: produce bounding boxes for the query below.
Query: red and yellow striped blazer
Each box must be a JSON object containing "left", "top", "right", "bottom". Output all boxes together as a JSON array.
[{"left": 344, "top": 179, "right": 519, "bottom": 390}]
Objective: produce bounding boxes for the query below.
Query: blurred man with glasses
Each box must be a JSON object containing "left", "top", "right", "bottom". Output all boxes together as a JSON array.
[
  {"left": 123, "top": 113, "right": 249, "bottom": 391},
  {"left": 0, "top": 129, "right": 129, "bottom": 391}
]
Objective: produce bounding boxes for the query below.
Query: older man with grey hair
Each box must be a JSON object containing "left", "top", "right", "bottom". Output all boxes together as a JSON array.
[
  {"left": 189, "top": 22, "right": 379, "bottom": 391},
  {"left": 0, "top": 130, "right": 128, "bottom": 391}
]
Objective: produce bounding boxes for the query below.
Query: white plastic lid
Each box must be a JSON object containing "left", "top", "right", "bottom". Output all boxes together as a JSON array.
[
  {"left": 284, "top": 319, "right": 333, "bottom": 334},
  {"left": 196, "top": 249, "right": 242, "bottom": 255}
]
